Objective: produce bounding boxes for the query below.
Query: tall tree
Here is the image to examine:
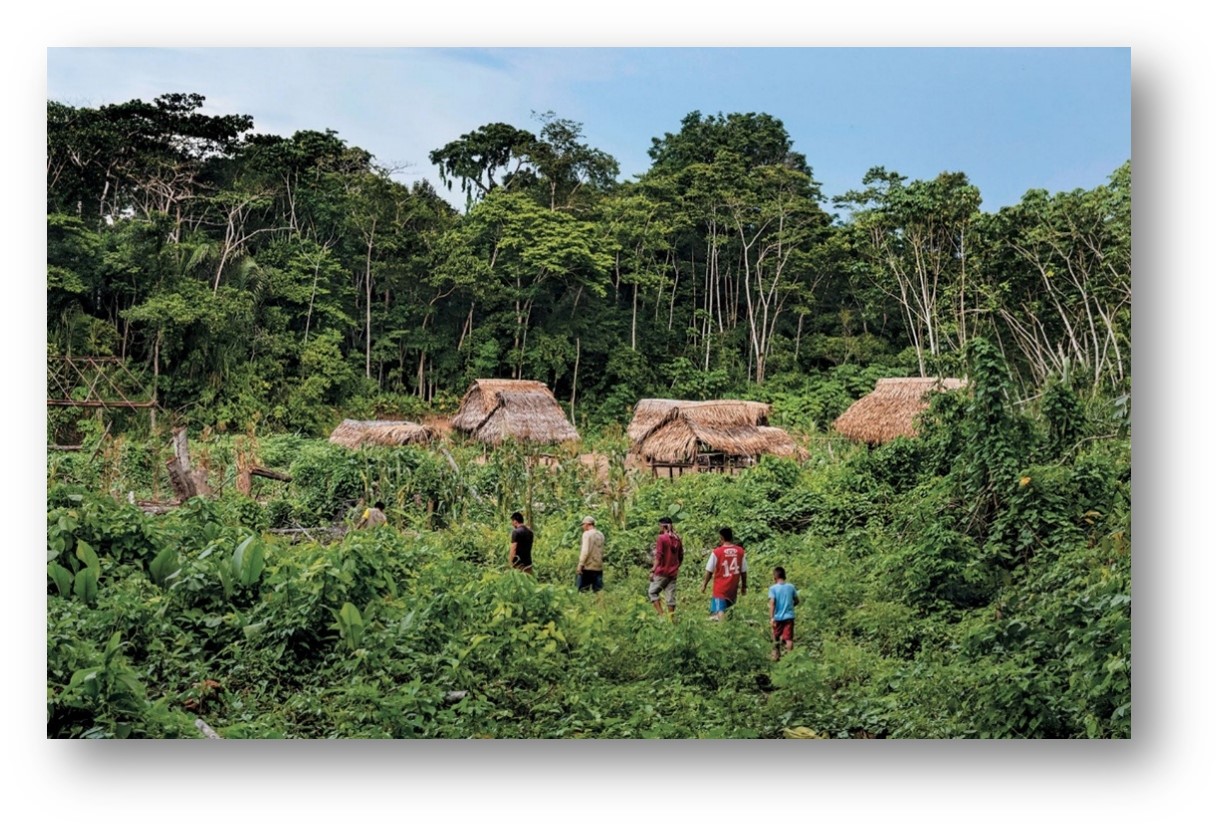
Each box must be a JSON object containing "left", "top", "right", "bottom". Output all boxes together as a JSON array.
[
  {"left": 428, "top": 122, "right": 537, "bottom": 205},
  {"left": 47, "top": 93, "right": 252, "bottom": 225},
  {"left": 838, "top": 168, "right": 982, "bottom": 376},
  {"left": 979, "top": 162, "right": 1131, "bottom": 390},
  {"left": 640, "top": 111, "right": 828, "bottom": 381},
  {"left": 647, "top": 111, "right": 812, "bottom": 177},
  {"left": 524, "top": 112, "right": 620, "bottom": 211}
]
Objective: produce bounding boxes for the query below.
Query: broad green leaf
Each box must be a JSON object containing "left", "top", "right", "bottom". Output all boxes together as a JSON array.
[
  {"left": 338, "top": 601, "right": 364, "bottom": 629},
  {"left": 48, "top": 563, "right": 73, "bottom": 597},
  {"left": 149, "top": 546, "right": 180, "bottom": 587},
  {"left": 230, "top": 534, "right": 265, "bottom": 587},
  {"left": 76, "top": 540, "right": 101, "bottom": 573},
  {"left": 73, "top": 567, "right": 98, "bottom": 605},
  {"left": 232, "top": 534, "right": 255, "bottom": 575},
  {"left": 217, "top": 559, "right": 234, "bottom": 598},
  {"left": 335, "top": 602, "right": 365, "bottom": 649},
  {"left": 239, "top": 539, "right": 265, "bottom": 587}
]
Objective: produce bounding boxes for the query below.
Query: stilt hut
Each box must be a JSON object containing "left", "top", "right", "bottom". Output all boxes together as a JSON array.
[
  {"left": 627, "top": 399, "right": 771, "bottom": 442},
  {"left": 627, "top": 398, "right": 802, "bottom": 478},
  {"left": 452, "top": 379, "right": 580, "bottom": 446},
  {"left": 832, "top": 377, "right": 966, "bottom": 445},
  {"left": 328, "top": 419, "right": 436, "bottom": 450}
]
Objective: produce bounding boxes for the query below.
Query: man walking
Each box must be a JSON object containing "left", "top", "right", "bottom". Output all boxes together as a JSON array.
[
  {"left": 768, "top": 566, "right": 800, "bottom": 660},
  {"left": 509, "top": 511, "right": 534, "bottom": 574},
  {"left": 648, "top": 517, "right": 684, "bottom": 617},
  {"left": 702, "top": 527, "right": 747, "bottom": 620},
  {"left": 576, "top": 515, "right": 606, "bottom": 592}
]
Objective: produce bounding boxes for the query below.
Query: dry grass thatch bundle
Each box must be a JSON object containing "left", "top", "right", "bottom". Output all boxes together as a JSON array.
[
  {"left": 626, "top": 398, "right": 771, "bottom": 442},
  {"left": 454, "top": 381, "right": 580, "bottom": 445},
  {"left": 328, "top": 419, "right": 435, "bottom": 450},
  {"left": 452, "top": 379, "right": 558, "bottom": 433},
  {"left": 629, "top": 399, "right": 802, "bottom": 464},
  {"left": 832, "top": 377, "right": 966, "bottom": 444}
]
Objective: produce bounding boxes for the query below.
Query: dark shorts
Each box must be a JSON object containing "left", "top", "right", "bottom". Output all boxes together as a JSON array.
[
  {"left": 576, "top": 570, "right": 603, "bottom": 592},
  {"left": 512, "top": 558, "right": 533, "bottom": 573},
  {"left": 772, "top": 619, "right": 795, "bottom": 642}
]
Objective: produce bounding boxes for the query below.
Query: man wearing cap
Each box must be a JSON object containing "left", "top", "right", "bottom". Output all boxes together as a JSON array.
[
  {"left": 648, "top": 517, "right": 684, "bottom": 617},
  {"left": 576, "top": 515, "right": 605, "bottom": 592}
]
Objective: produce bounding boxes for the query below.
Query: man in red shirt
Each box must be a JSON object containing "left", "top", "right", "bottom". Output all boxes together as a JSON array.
[
  {"left": 702, "top": 527, "right": 747, "bottom": 620},
  {"left": 648, "top": 516, "right": 684, "bottom": 617}
]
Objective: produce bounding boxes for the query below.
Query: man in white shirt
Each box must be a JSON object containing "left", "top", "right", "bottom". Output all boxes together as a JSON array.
[{"left": 576, "top": 515, "right": 606, "bottom": 592}]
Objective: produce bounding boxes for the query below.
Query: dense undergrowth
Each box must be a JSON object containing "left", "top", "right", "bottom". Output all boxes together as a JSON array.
[{"left": 46, "top": 350, "right": 1130, "bottom": 739}]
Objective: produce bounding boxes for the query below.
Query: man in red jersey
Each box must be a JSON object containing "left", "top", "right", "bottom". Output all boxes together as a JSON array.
[{"left": 702, "top": 527, "right": 747, "bottom": 620}]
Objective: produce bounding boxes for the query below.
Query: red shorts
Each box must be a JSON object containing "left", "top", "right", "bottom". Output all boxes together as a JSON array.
[{"left": 772, "top": 619, "right": 795, "bottom": 643}]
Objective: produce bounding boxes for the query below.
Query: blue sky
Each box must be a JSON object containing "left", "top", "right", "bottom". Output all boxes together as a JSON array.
[{"left": 47, "top": 47, "right": 1131, "bottom": 214}]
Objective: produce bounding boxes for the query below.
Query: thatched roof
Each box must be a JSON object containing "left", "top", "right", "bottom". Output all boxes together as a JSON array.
[
  {"left": 328, "top": 419, "right": 435, "bottom": 450},
  {"left": 832, "top": 377, "right": 967, "bottom": 444},
  {"left": 630, "top": 404, "right": 801, "bottom": 464},
  {"left": 627, "top": 398, "right": 772, "bottom": 442},
  {"left": 462, "top": 387, "right": 581, "bottom": 446},
  {"left": 452, "top": 379, "right": 557, "bottom": 432}
]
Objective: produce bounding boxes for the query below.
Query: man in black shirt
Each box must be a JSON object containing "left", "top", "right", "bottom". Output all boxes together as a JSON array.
[{"left": 509, "top": 511, "right": 534, "bottom": 574}]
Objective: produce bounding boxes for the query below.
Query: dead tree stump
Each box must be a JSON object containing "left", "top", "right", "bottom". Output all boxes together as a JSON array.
[{"left": 167, "top": 427, "right": 213, "bottom": 501}]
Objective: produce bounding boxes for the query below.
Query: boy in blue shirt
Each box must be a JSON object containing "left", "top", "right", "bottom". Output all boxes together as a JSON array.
[{"left": 767, "top": 566, "right": 800, "bottom": 661}]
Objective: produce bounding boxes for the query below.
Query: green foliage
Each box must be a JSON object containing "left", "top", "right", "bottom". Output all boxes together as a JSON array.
[
  {"left": 47, "top": 95, "right": 1129, "bottom": 436},
  {"left": 1040, "top": 376, "right": 1087, "bottom": 459},
  {"left": 287, "top": 443, "right": 365, "bottom": 524},
  {"left": 230, "top": 534, "right": 266, "bottom": 588},
  {"left": 44, "top": 91, "right": 1130, "bottom": 736}
]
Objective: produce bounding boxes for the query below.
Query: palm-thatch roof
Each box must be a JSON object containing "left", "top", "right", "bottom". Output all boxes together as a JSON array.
[
  {"left": 328, "top": 419, "right": 435, "bottom": 450},
  {"left": 452, "top": 379, "right": 558, "bottom": 432},
  {"left": 454, "top": 381, "right": 580, "bottom": 445},
  {"left": 627, "top": 398, "right": 772, "bottom": 442},
  {"left": 629, "top": 399, "right": 801, "bottom": 464},
  {"left": 832, "top": 377, "right": 966, "bottom": 444}
]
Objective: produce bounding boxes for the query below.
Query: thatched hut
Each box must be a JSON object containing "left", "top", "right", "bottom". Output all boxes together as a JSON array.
[
  {"left": 328, "top": 419, "right": 435, "bottom": 450},
  {"left": 453, "top": 380, "right": 580, "bottom": 445},
  {"left": 628, "top": 399, "right": 801, "bottom": 477},
  {"left": 832, "top": 377, "right": 966, "bottom": 445},
  {"left": 626, "top": 398, "right": 772, "bottom": 443}
]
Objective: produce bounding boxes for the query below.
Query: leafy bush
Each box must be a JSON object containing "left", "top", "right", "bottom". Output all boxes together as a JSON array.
[{"left": 287, "top": 443, "right": 365, "bottom": 524}]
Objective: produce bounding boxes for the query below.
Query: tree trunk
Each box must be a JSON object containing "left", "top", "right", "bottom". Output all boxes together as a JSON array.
[
  {"left": 570, "top": 337, "right": 580, "bottom": 423},
  {"left": 365, "top": 224, "right": 375, "bottom": 379},
  {"left": 167, "top": 427, "right": 212, "bottom": 501}
]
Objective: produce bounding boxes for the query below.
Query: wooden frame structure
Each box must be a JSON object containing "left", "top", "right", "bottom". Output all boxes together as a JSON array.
[{"left": 47, "top": 355, "right": 157, "bottom": 450}]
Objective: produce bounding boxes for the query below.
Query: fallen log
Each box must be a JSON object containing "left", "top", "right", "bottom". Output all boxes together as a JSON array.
[
  {"left": 249, "top": 466, "right": 291, "bottom": 482},
  {"left": 136, "top": 501, "right": 179, "bottom": 515},
  {"left": 267, "top": 526, "right": 346, "bottom": 544},
  {"left": 235, "top": 465, "right": 291, "bottom": 496}
]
